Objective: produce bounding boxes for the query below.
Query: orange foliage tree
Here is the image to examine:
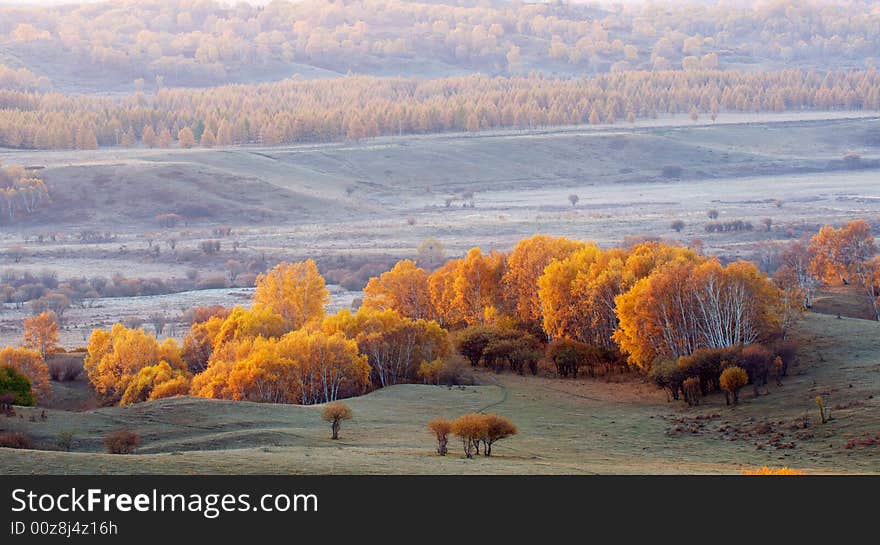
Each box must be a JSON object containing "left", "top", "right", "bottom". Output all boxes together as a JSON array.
[
  {"left": 810, "top": 220, "right": 879, "bottom": 320},
  {"left": 614, "top": 259, "right": 779, "bottom": 370},
  {"left": 502, "top": 235, "right": 585, "bottom": 327},
  {"left": 427, "top": 247, "right": 506, "bottom": 327},
  {"left": 190, "top": 330, "right": 370, "bottom": 405},
  {"left": 322, "top": 307, "right": 449, "bottom": 387},
  {"left": 253, "top": 260, "right": 329, "bottom": 330},
  {"left": 427, "top": 417, "right": 453, "bottom": 455},
  {"left": 22, "top": 311, "right": 58, "bottom": 359},
  {"left": 362, "top": 259, "right": 433, "bottom": 320}
]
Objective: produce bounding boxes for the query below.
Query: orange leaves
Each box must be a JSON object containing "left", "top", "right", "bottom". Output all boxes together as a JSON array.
[
  {"left": 503, "top": 235, "right": 585, "bottom": 325},
  {"left": 613, "top": 259, "right": 780, "bottom": 370},
  {"left": 719, "top": 366, "right": 749, "bottom": 404},
  {"left": 363, "top": 259, "right": 433, "bottom": 320},
  {"left": 426, "top": 247, "right": 506, "bottom": 327},
  {"left": 253, "top": 260, "right": 329, "bottom": 331},
  {"left": 22, "top": 311, "right": 58, "bottom": 359},
  {"left": 809, "top": 220, "right": 879, "bottom": 320},
  {"left": 85, "top": 323, "right": 187, "bottom": 405},
  {"left": 323, "top": 307, "right": 449, "bottom": 388},
  {"left": 0, "top": 346, "right": 49, "bottom": 402},
  {"left": 191, "top": 328, "right": 369, "bottom": 405},
  {"left": 741, "top": 466, "right": 804, "bottom": 475}
]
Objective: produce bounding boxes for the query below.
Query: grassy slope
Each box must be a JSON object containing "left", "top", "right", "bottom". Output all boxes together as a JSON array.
[
  {"left": 1, "top": 312, "right": 877, "bottom": 474},
  {"left": 2, "top": 114, "right": 878, "bottom": 232}
]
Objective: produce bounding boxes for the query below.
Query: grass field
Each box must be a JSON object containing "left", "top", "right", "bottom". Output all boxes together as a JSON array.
[{"left": 1, "top": 312, "right": 877, "bottom": 475}]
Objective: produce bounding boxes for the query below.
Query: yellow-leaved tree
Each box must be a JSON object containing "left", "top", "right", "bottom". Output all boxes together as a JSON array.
[
  {"left": 502, "top": 235, "right": 585, "bottom": 326},
  {"left": 22, "top": 311, "right": 59, "bottom": 359},
  {"left": 253, "top": 260, "right": 329, "bottom": 330},
  {"left": 85, "top": 324, "right": 189, "bottom": 405},
  {"left": 362, "top": 259, "right": 433, "bottom": 320}
]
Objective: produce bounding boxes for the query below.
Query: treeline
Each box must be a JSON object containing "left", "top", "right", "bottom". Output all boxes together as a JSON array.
[
  {"left": 1, "top": 69, "right": 879, "bottom": 150},
  {"left": 1, "top": 0, "right": 877, "bottom": 86},
  {"left": 0, "top": 64, "right": 49, "bottom": 92},
  {"left": 0, "top": 163, "right": 50, "bottom": 223}
]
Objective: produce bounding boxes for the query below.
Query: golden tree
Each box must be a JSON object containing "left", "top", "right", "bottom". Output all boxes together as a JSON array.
[
  {"left": 362, "top": 259, "right": 433, "bottom": 320},
  {"left": 502, "top": 235, "right": 585, "bottom": 326},
  {"left": 85, "top": 324, "right": 185, "bottom": 405},
  {"left": 253, "top": 260, "right": 329, "bottom": 330},
  {"left": 22, "top": 311, "right": 59, "bottom": 359}
]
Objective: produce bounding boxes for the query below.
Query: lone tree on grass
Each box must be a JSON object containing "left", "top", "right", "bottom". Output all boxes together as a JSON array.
[
  {"left": 720, "top": 366, "right": 749, "bottom": 405},
  {"left": 322, "top": 402, "right": 353, "bottom": 440},
  {"left": 568, "top": 194, "right": 580, "bottom": 207},
  {"left": 671, "top": 219, "right": 685, "bottom": 233},
  {"left": 427, "top": 417, "right": 453, "bottom": 456}
]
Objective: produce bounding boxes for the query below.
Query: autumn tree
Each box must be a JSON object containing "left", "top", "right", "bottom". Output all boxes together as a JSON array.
[
  {"left": 451, "top": 247, "right": 506, "bottom": 326},
  {"left": 427, "top": 417, "right": 453, "bottom": 455},
  {"left": 614, "top": 259, "right": 778, "bottom": 370},
  {"left": 253, "top": 260, "right": 329, "bottom": 330},
  {"left": 190, "top": 328, "right": 369, "bottom": 405},
  {"left": 22, "top": 311, "right": 59, "bottom": 359},
  {"left": 178, "top": 127, "right": 195, "bottom": 148},
  {"left": 720, "top": 366, "right": 748, "bottom": 405},
  {"left": 810, "top": 220, "right": 879, "bottom": 319},
  {"left": 0, "top": 346, "right": 49, "bottom": 402},
  {"left": 480, "top": 413, "right": 517, "bottom": 456},
  {"left": 323, "top": 307, "right": 448, "bottom": 387},
  {"left": 502, "top": 235, "right": 585, "bottom": 326},
  {"left": 362, "top": 260, "right": 433, "bottom": 320},
  {"left": 451, "top": 413, "right": 488, "bottom": 459},
  {"left": 322, "top": 402, "right": 352, "bottom": 440}
]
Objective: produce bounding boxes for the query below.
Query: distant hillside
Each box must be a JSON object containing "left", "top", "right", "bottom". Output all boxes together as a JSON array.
[{"left": 0, "top": 0, "right": 877, "bottom": 92}]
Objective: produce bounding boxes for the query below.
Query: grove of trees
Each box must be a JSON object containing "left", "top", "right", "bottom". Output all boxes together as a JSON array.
[
  {"left": 73, "top": 219, "right": 876, "bottom": 410},
  {"left": 1, "top": 69, "right": 878, "bottom": 150},
  {"left": 0, "top": 163, "right": 50, "bottom": 223},
  {"left": 1, "top": 0, "right": 877, "bottom": 88}
]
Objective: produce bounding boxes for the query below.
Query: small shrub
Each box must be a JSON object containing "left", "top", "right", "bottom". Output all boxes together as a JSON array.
[
  {"left": 0, "top": 432, "right": 34, "bottom": 449},
  {"left": 720, "top": 366, "right": 748, "bottom": 405},
  {"left": 57, "top": 431, "right": 74, "bottom": 451},
  {"left": 671, "top": 219, "right": 685, "bottom": 232},
  {"left": 683, "top": 377, "right": 701, "bottom": 406},
  {"left": 104, "top": 430, "right": 140, "bottom": 454},
  {"left": 47, "top": 357, "right": 83, "bottom": 381},
  {"left": 0, "top": 366, "right": 35, "bottom": 406}
]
